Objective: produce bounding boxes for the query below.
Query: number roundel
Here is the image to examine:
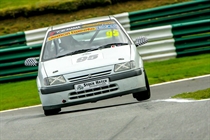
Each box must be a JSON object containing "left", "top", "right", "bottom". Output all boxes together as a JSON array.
[
  {"left": 76, "top": 54, "right": 99, "bottom": 63},
  {"left": 88, "top": 54, "right": 98, "bottom": 60},
  {"left": 77, "top": 56, "right": 87, "bottom": 63}
]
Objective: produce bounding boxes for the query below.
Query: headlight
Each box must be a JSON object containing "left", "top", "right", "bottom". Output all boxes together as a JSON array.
[
  {"left": 45, "top": 75, "right": 66, "bottom": 85},
  {"left": 114, "top": 61, "right": 135, "bottom": 72}
]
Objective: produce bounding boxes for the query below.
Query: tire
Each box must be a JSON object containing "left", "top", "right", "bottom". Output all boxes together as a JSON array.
[
  {"left": 44, "top": 108, "right": 61, "bottom": 116},
  {"left": 133, "top": 71, "right": 151, "bottom": 101}
]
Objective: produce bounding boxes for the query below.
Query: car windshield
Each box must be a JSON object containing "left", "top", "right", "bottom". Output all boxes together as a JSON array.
[{"left": 42, "top": 20, "right": 131, "bottom": 61}]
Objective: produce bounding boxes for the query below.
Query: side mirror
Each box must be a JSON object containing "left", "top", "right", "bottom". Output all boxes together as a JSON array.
[
  {"left": 24, "top": 57, "right": 39, "bottom": 66},
  {"left": 134, "top": 36, "right": 148, "bottom": 46}
]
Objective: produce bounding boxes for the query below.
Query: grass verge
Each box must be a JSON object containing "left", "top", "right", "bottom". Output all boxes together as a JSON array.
[
  {"left": 144, "top": 53, "right": 210, "bottom": 84},
  {"left": 172, "top": 88, "right": 210, "bottom": 100},
  {"left": 0, "top": 0, "right": 112, "bottom": 19},
  {"left": 0, "top": 80, "right": 40, "bottom": 111},
  {"left": 0, "top": 0, "right": 75, "bottom": 10},
  {"left": 0, "top": 53, "right": 209, "bottom": 111},
  {"left": 0, "top": 0, "right": 190, "bottom": 35}
]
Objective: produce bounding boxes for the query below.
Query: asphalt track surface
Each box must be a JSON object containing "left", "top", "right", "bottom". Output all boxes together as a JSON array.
[{"left": 0, "top": 75, "right": 210, "bottom": 140}]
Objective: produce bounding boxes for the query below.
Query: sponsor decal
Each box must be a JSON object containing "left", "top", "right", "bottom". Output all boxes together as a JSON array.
[
  {"left": 97, "top": 24, "right": 117, "bottom": 30},
  {"left": 56, "top": 26, "right": 81, "bottom": 34},
  {"left": 49, "top": 31, "right": 56, "bottom": 36},
  {"left": 48, "top": 31, "right": 71, "bottom": 41},
  {"left": 47, "top": 27, "right": 96, "bottom": 41},
  {"left": 76, "top": 85, "right": 84, "bottom": 91},
  {"left": 83, "top": 21, "right": 115, "bottom": 27},
  {"left": 74, "top": 78, "right": 109, "bottom": 92},
  {"left": 70, "top": 27, "right": 96, "bottom": 35},
  {"left": 83, "top": 79, "right": 108, "bottom": 87}
]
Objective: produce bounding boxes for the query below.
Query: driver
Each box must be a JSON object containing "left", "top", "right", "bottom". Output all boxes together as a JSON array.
[{"left": 59, "top": 35, "right": 81, "bottom": 53}]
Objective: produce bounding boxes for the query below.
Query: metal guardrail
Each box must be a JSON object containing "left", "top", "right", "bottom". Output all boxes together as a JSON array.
[
  {"left": 128, "top": 19, "right": 210, "bottom": 61},
  {"left": 116, "top": 0, "right": 210, "bottom": 31},
  {"left": 0, "top": 32, "right": 26, "bottom": 47},
  {"left": 0, "top": 0, "right": 209, "bottom": 83}
]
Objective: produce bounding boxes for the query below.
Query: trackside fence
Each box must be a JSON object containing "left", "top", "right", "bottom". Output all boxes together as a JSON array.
[
  {"left": 0, "top": 0, "right": 209, "bottom": 83},
  {"left": 128, "top": 19, "right": 210, "bottom": 61},
  {"left": 115, "top": 0, "right": 210, "bottom": 31}
]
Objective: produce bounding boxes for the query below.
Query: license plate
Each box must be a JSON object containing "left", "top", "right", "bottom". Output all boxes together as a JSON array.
[{"left": 74, "top": 78, "right": 109, "bottom": 92}]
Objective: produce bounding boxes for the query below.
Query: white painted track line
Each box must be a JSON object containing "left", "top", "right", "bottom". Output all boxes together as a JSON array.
[
  {"left": 154, "top": 98, "right": 210, "bottom": 103},
  {"left": 151, "top": 74, "right": 210, "bottom": 87}
]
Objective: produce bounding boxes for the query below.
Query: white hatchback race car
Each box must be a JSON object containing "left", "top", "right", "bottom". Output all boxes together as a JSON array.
[{"left": 25, "top": 15, "right": 150, "bottom": 116}]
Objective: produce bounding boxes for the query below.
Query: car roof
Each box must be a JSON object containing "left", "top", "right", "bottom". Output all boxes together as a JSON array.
[{"left": 50, "top": 15, "right": 115, "bottom": 31}]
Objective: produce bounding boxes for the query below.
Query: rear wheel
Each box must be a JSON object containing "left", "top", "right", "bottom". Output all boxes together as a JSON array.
[
  {"left": 133, "top": 71, "right": 151, "bottom": 101},
  {"left": 44, "top": 108, "right": 61, "bottom": 116}
]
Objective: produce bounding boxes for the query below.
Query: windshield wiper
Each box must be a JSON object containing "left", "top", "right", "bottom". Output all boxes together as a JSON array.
[
  {"left": 85, "top": 43, "right": 128, "bottom": 52},
  {"left": 56, "top": 49, "right": 94, "bottom": 58},
  {"left": 95, "top": 43, "right": 129, "bottom": 50},
  {"left": 56, "top": 43, "right": 128, "bottom": 58},
  {"left": 81, "top": 43, "right": 129, "bottom": 52}
]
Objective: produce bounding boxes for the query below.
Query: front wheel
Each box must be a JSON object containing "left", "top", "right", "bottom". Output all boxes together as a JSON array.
[
  {"left": 44, "top": 108, "right": 61, "bottom": 116},
  {"left": 133, "top": 71, "right": 151, "bottom": 101}
]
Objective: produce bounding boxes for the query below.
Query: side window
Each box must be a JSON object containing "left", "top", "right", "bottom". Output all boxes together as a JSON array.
[{"left": 43, "top": 41, "right": 57, "bottom": 60}]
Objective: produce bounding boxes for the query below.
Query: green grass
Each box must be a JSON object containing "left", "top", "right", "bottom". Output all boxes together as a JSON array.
[
  {"left": 0, "top": 0, "right": 207, "bottom": 111},
  {"left": 172, "top": 88, "right": 210, "bottom": 100},
  {"left": 145, "top": 54, "right": 210, "bottom": 84},
  {"left": 0, "top": 80, "right": 40, "bottom": 111},
  {"left": 0, "top": 53, "right": 209, "bottom": 111},
  {"left": 0, "top": 0, "right": 75, "bottom": 10},
  {"left": 0, "top": 0, "right": 190, "bottom": 35}
]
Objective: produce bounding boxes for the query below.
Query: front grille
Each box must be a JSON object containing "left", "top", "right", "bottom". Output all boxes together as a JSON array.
[
  {"left": 68, "top": 70, "right": 112, "bottom": 83},
  {"left": 69, "top": 84, "right": 118, "bottom": 100}
]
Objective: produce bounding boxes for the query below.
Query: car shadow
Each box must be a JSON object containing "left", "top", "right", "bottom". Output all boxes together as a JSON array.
[{"left": 58, "top": 100, "right": 150, "bottom": 115}]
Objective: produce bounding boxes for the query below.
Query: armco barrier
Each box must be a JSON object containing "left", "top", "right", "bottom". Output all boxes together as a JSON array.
[
  {"left": 128, "top": 19, "right": 210, "bottom": 61},
  {"left": 25, "top": 27, "right": 48, "bottom": 46},
  {"left": 0, "top": 0, "right": 210, "bottom": 83},
  {"left": 0, "top": 32, "right": 26, "bottom": 47},
  {"left": 115, "top": 0, "right": 210, "bottom": 31},
  {"left": 1, "top": 0, "right": 209, "bottom": 47}
]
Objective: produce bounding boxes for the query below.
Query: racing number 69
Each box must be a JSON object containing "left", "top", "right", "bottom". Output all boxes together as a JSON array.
[{"left": 77, "top": 54, "right": 98, "bottom": 63}]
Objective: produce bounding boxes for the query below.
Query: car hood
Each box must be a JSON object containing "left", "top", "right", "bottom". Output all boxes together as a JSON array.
[{"left": 43, "top": 45, "right": 131, "bottom": 77}]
